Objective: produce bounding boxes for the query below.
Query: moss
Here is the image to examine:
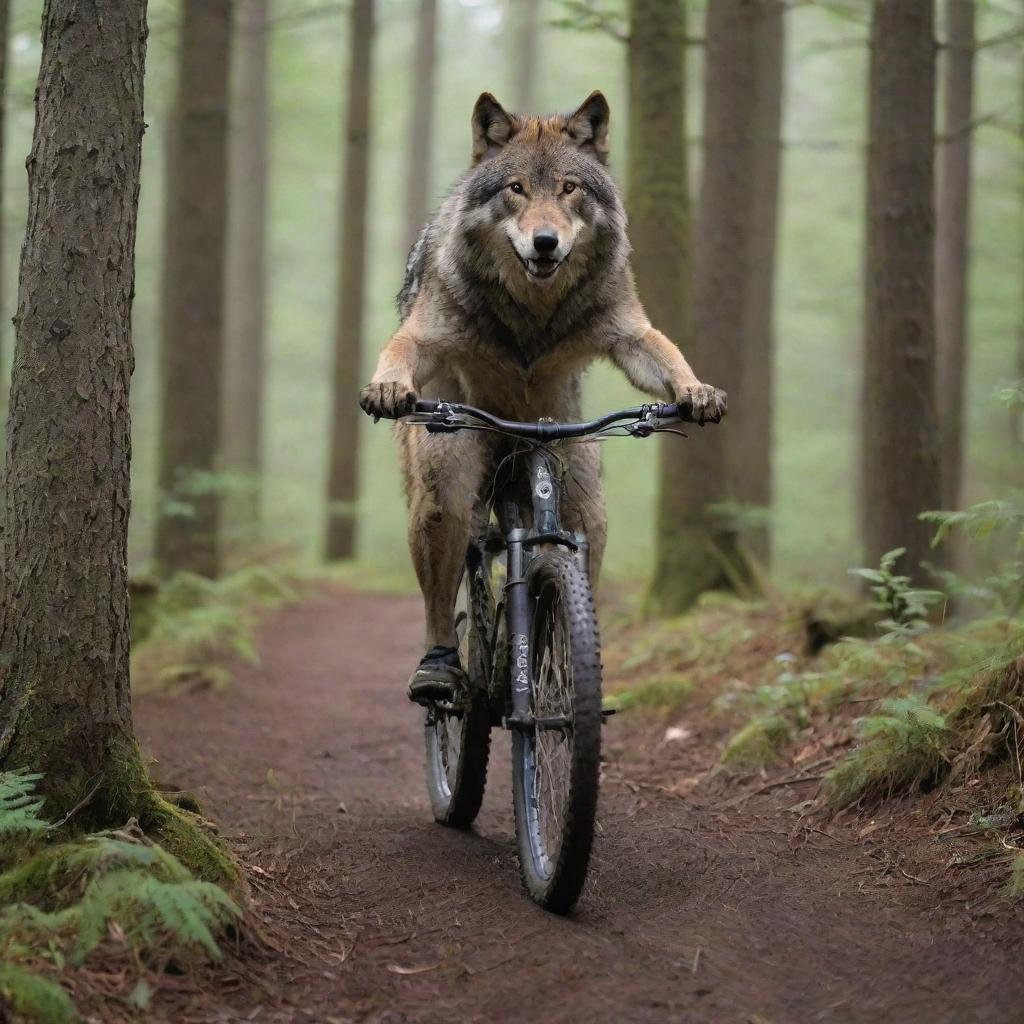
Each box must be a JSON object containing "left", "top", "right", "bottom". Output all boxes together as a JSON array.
[
  {"left": 1004, "top": 854, "right": 1024, "bottom": 900},
  {"left": 608, "top": 673, "right": 695, "bottom": 714},
  {"left": 138, "top": 793, "right": 240, "bottom": 892},
  {"left": 720, "top": 714, "right": 791, "bottom": 772},
  {"left": 0, "top": 964, "right": 77, "bottom": 1024}
]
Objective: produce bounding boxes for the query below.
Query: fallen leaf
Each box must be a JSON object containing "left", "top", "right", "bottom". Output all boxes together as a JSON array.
[
  {"left": 664, "top": 726, "right": 691, "bottom": 744},
  {"left": 387, "top": 962, "right": 443, "bottom": 975}
]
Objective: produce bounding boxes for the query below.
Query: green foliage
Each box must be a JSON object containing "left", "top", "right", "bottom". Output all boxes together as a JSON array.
[
  {"left": 0, "top": 771, "right": 48, "bottom": 850},
  {"left": 0, "top": 963, "right": 77, "bottom": 1024},
  {"left": 849, "top": 548, "right": 944, "bottom": 639},
  {"left": 605, "top": 673, "right": 695, "bottom": 713},
  {"left": 1004, "top": 854, "right": 1024, "bottom": 900},
  {"left": 133, "top": 565, "right": 300, "bottom": 689},
  {"left": 0, "top": 776, "right": 241, "bottom": 1022},
  {"left": 720, "top": 715, "right": 791, "bottom": 772},
  {"left": 824, "top": 696, "right": 949, "bottom": 807},
  {"left": 921, "top": 500, "right": 1024, "bottom": 613}
]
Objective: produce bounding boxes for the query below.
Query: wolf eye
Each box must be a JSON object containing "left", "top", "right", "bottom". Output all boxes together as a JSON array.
[
  {"left": 508, "top": 182, "right": 524, "bottom": 195},
  {"left": 563, "top": 182, "right": 577, "bottom": 195}
]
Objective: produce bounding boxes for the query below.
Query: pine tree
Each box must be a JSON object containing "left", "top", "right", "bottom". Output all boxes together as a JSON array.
[
  {"left": 325, "top": 0, "right": 374, "bottom": 559},
  {"left": 223, "top": 0, "right": 271, "bottom": 549},
  {"left": 935, "top": 0, "right": 975, "bottom": 509},
  {"left": 862, "top": 0, "right": 942, "bottom": 576},
  {"left": 155, "top": 0, "right": 232, "bottom": 577}
]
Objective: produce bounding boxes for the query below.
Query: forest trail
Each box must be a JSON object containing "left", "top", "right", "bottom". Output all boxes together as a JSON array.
[{"left": 136, "top": 588, "right": 1024, "bottom": 1024}]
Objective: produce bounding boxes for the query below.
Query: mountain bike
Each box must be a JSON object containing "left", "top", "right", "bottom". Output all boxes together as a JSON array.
[{"left": 400, "top": 396, "right": 716, "bottom": 914}]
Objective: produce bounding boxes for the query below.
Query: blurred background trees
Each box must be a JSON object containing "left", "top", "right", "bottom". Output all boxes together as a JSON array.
[
  {"left": 0, "top": 0, "right": 1019, "bottom": 603},
  {"left": 155, "top": 0, "right": 232, "bottom": 577}
]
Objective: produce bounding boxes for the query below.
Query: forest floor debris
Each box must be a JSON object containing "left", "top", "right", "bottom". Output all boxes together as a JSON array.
[{"left": 99, "top": 587, "right": 1024, "bottom": 1022}]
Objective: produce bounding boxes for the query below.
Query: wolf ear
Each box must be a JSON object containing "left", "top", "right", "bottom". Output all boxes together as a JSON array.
[
  {"left": 565, "top": 91, "right": 610, "bottom": 163},
  {"left": 471, "top": 93, "right": 516, "bottom": 165}
]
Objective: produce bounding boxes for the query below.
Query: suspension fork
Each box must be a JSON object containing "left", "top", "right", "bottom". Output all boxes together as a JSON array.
[{"left": 503, "top": 447, "right": 564, "bottom": 727}]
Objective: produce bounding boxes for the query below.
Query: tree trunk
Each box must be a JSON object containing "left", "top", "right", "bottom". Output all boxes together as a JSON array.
[
  {"left": 0, "top": 0, "right": 9, "bottom": 412},
  {"left": 935, "top": 0, "right": 975, "bottom": 510},
  {"left": 628, "top": 0, "right": 702, "bottom": 615},
  {"left": 155, "top": 0, "right": 232, "bottom": 578},
  {"left": 222, "top": 0, "right": 270, "bottom": 552},
  {"left": 325, "top": 0, "right": 374, "bottom": 560},
  {"left": 0, "top": 0, "right": 147, "bottom": 819},
  {"left": 693, "top": 0, "right": 785, "bottom": 580},
  {"left": 512, "top": 0, "right": 541, "bottom": 112},
  {"left": 1014, "top": 0, "right": 1024, "bottom": 455},
  {"left": 402, "top": 0, "right": 436, "bottom": 255},
  {"left": 862, "top": 0, "right": 942, "bottom": 577}
]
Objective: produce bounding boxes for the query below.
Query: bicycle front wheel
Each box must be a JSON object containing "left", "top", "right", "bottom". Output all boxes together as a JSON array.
[{"left": 512, "top": 551, "right": 602, "bottom": 914}]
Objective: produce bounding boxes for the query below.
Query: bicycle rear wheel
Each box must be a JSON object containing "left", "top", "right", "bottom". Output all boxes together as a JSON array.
[
  {"left": 512, "top": 551, "right": 602, "bottom": 913},
  {"left": 424, "top": 548, "right": 493, "bottom": 828}
]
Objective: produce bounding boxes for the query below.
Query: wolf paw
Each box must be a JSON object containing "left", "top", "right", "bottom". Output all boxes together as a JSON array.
[
  {"left": 680, "top": 383, "right": 727, "bottom": 425},
  {"left": 359, "top": 381, "right": 418, "bottom": 421}
]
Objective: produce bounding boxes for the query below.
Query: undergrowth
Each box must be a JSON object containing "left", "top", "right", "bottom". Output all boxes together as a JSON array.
[
  {"left": 132, "top": 565, "right": 301, "bottom": 691},
  {"left": 0, "top": 770, "right": 241, "bottom": 1022},
  {"left": 607, "top": 480, "right": 1024, "bottom": 897}
]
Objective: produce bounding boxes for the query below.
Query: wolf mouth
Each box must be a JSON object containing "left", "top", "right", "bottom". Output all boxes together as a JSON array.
[{"left": 510, "top": 241, "right": 569, "bottom": 281}]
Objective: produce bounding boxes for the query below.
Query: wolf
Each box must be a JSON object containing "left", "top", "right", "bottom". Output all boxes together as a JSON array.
[{"left": 359, "top": 91, "right": 726, "bottom": 700}]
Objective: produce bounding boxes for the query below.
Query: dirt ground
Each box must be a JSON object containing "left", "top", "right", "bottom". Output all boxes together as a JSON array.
[{"left": 134, "top": 588, "right": 1024, "bottom": 1024}]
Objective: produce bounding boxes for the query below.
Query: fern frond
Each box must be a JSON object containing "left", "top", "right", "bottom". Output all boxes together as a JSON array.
[
  {"left": 0, "top": 962, "right": 77, "bottom": 1024},
  {"left": 0, "top": 771, "right": 49, "bottom": 840}
]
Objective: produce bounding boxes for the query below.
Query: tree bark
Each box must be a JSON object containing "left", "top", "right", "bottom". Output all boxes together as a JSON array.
[
  {"left": 222, "top": 0, "right": 270, "bottom": 550},
  {"left": 862, "top": 0, "right": 942, "bottom": 577},
  {"left": 0, "top": 0, "right": 9, "bottom": 411},
  {"left": 694, "top": 0, "right": 785, "bottom": 578},
  {"left": 0, "top": 0, "right": 148, "bottom": 817},
  {"left": 512, "top": 0, "right": 541, "bottom": 112},
  {"left": 1014, "top": 0, "right": 1024, "bottom": 456},
  {"left": 325, "top": 0, "right": 374, "bottom": 560},
  {"left": 402, "top": 0, "right": 437, "bottom": 256},
  {"left": 155, "top": 0, "right": 232, "bottom": 578},
  {"left": 628, "top": 0, "right": 702, "bottom": 615},
  {"left": 935, "top": 0, "right": 975, "bottom": 510}
]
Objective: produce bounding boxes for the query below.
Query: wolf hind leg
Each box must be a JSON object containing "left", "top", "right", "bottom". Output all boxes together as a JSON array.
[
  {"left": 401, "top": 424, "right": 490, "bottom": 650},
  {"left": 560, "top": 440, "right": 607, "bottom": 589}
]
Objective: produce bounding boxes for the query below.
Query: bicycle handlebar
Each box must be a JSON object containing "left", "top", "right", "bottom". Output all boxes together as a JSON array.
[{"left": 406, "top": 397, "right": 703, "bottom": 440}]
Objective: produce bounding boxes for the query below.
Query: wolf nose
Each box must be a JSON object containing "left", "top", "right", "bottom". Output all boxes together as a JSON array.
[{"left": 533, "top": 229, "right": 559, "bottom": 255}]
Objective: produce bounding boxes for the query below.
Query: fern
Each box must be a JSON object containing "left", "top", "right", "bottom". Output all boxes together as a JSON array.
[
  {"left": 0, "top": 771, "right": 48, "bottom": 839},
  {"left": 70, "top": 868, "right": 238, "bottom": 962},
  {"left": 0, "top": 963, "right": 76, "bottom": 1024},
  {"left": 850, "top": 548, "right": 944, "bottom": 639},
  {"left": 825, "top": 695, "right": 949, "bottom": 807},
  {"left": 0, "top": 830, "right": 240, "bottom": 964}
]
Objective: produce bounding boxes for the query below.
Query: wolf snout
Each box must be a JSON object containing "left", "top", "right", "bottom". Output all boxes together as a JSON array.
[{"left": 533, "top": 229, "right": 559, "bottom": 255}]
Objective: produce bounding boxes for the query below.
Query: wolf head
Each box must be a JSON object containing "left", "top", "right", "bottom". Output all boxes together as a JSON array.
[{"left": 454, "top": 91, "right": 627, "bottom": 302}]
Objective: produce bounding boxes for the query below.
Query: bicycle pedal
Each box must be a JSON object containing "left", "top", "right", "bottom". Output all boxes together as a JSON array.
[{"left": 601, "top": 708, "right": 617, "bottom": 723}]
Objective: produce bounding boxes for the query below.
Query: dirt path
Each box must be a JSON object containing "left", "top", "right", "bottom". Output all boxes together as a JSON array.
[{"left": 136, "top": 589, "right": 1024, "bottom": 1024}]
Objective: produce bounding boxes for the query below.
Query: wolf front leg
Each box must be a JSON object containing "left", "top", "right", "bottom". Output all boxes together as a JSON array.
[
  {"left": 359, "top": 326, "right": 438, "bottom": 420},
  {"left": 399, "top": 426, "right": 490, "bottom": 650},
  {"left": 607, "top": 316, "right": 727, "bottom": 426}
]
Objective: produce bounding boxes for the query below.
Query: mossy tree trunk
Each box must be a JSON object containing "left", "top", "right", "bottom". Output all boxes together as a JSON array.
[
  {"left": 325, "top": 0, "right": 374, "bottom": 560},
  {"left": 693, "top": 0, "right": 785, "bottom": 582},
  {"left": 862, "top": 0, "right": 942, "bottom": 577},
  {"left": 222, "top": 0, "right": 270, "bottom": 553},
  {"left": 628, "top": 0, "right": 699, "bottom": 615},
  {"left": 0, "top": 0, "right": 9, "bottom": 414},
  {"left": 0, "top": 0, "right": 146, "bottom": 827},
  {"left": 155, "top": 0, "right": 232, "bottom": 578},
  {"left": 402, "top": 0, "right": 437, "bottom": 255},
  {"left": 935, "top": 0, "right": 975, "bottom": 510}
]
